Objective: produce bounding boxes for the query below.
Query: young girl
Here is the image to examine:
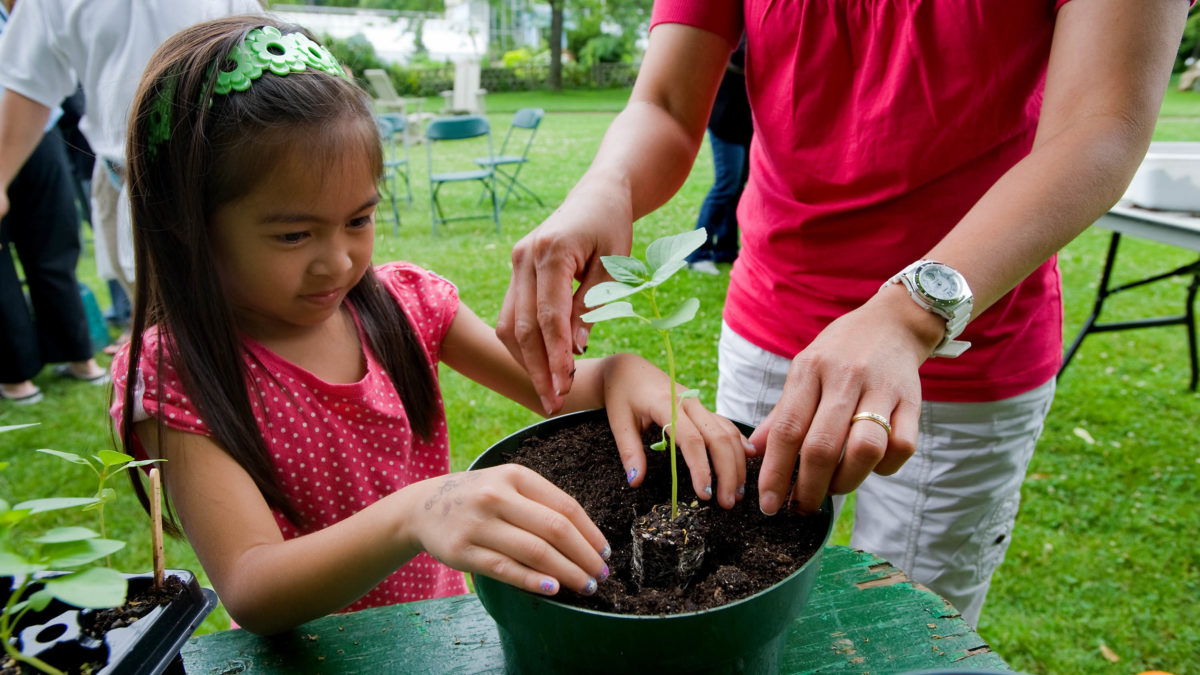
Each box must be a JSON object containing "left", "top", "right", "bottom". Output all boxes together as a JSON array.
[{"left": 111, "top": 16, "right": 748, "bottom": 636}]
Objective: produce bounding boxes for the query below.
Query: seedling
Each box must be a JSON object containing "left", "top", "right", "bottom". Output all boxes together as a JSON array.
[
  {"left": 581, "top": 228, "right": 706, "bottom": 520},
  {"left": 35, "top": 449, "right": 162, "bottom": 545},
  {"left": 0, "top": 427, "right": 129, "bottom": 675}
]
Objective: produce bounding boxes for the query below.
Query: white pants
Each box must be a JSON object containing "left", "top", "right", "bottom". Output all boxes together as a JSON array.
[{"left": 716, "top": 322, "right": 1055, "bottom": 626}]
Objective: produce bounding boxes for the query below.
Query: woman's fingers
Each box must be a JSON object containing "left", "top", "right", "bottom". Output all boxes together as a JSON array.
[{"left": 678, "top": 398, "right": 747, "bottom": 508}]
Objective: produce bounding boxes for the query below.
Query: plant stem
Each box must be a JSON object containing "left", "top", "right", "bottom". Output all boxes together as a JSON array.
[
  {"left": 648, "top": 290, "right": 680, "bottom": 520},
  {"left": 2, "top": 584, "right": 67, "bottom": 675}
]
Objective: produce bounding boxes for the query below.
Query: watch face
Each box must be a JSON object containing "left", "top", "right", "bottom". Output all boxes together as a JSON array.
[{"left": 916, "top": 264, "right": 963, "bottom": 302}]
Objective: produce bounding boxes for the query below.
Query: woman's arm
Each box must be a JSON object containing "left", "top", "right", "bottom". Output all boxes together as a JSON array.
[
  {"left": 495, "top": 24, "right": 734, "bottom": 413},
  {"left": 752, "top": 0, "right": 1190, "bottom": 515}
]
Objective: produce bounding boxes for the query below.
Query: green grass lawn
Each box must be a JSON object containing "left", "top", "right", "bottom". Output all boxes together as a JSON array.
[{"left": 2, "top": 83, "right": 1198, "bottom": 673}]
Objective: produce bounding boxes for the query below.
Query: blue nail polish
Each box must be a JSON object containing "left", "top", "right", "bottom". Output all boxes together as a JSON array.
[
  {"left": 583, "top": 578, "right": 598, "bottom": 595},
  {"left": 704, "top": 484, "right": 713, "bottom": 497},
  {"left": 541, "top": 578, "right": 558, "bottom": 594},
  {"left": 599, "top": 565, "right": 610, "bottom": 582},
  {"left": 600, "top": 544, "right": 612, "bottom": 560},
  {"left": 737, "top": 484, "right": 746, "bottom": 497},
  {"left": 626, "top": 467, "right": 638, "bottom": 484}
]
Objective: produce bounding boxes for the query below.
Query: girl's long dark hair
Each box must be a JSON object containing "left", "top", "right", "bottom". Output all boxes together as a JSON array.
[{"left": 121, "top": 15, "right": 438, "bottom": 528}]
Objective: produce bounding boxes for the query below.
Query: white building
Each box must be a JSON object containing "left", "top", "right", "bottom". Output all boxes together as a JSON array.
[{"left": 270, "top": 1, "right": 495, "bottom": 64}]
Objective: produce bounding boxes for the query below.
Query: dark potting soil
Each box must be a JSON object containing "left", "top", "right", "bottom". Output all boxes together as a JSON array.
[
  {"left": 79, "top": 574, "right": 186, "bottom": 639},
  {"left": 503, "top": 419, "right": 831, "bottom": 615}
]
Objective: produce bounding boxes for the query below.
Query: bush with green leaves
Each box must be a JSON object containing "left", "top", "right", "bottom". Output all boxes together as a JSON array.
[{"left": 581, "top": 229, "right": 707, "bottom": 520}]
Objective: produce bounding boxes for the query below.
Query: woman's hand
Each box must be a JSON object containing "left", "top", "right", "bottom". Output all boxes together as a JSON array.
[
  {"left": 496, "top": 185, "right": 634, "bottom": 415},
  {"left": 748, "top": 285, "right": 938, "bottom": 515},
  {"left": 408, "top": 466, "right": 611, "bottom": 597},
  {"left": 600, "top": 353, "right": 750, "bottom": 510}
]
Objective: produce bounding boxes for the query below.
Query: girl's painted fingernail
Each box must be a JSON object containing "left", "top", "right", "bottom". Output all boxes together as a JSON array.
[
  {"left": 582, "top": 577, "right": 598, "bottom": 595},
  {"left": 541, "top": 578, "right": 559, "bottom": 594},
  {"left": 704, "top": 484, "right": 713, "bottom": 497},
  {"left": 737, "top": 483, "right": 746, "bottom": 497},
  {"left": 600, "top": 544, "right": 612, "bottom": 560},
  {"left": 598, "top": 565, "right": 610, "bottom": 582},
  {"left": 626, "top": 467, "right": 638, "bottom": 484},
  {"left": 743, "top": 437, "right": 756, "bottom": 452}
]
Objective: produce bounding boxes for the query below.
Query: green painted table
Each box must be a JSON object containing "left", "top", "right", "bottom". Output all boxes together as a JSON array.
[{"left": 182, "top": 546, "right": 1010, "bottom": 674}]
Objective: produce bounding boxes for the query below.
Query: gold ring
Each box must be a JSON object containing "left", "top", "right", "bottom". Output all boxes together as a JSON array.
[{"left": 851, "top": 411, "right": 892, "bottom": 436}]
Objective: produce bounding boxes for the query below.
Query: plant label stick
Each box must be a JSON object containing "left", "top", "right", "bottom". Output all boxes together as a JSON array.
[{"left": 150, "top": 468, "right": 165, "bottom": 588}]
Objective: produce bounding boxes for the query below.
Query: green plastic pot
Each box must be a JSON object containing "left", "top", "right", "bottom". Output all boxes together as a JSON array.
[{"left": 469, "top": 409, "right": 834, "bottom": 674}]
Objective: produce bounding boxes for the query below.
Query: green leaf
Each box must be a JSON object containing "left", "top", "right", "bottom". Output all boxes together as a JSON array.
[
  {"left": 44, "top": 538, "right": 125, "bottom": 568},
  {"left": 581, "top": 302, "right": 640, "bottom": 324},
  {"left": 14, "top": 497, "right": 100, "bottom": 514},
  {"left": 599, "top": 256, "right": 649, "bottom": 284},
  {"left": 0, "top": 550, "right": 43, "bottom": 576},
  {"left": 35, "top": 448, "right": 91, "bottom": 466},
  {"left": 96, "top": 449, "right": 134, "bottom": 467},
  {"left": 45, "top": 568, "right": 128, "bottom": 609},
  {"left": 649, "top": 298, "right": 700, "bottom": 330},
  {"left": 650, "top": 439, "right": 667, "bottom": 451},
  {"left": 126, "top": 459, "right": 165, "bottom": 468},
  {"left": 24, "top": 589, "right": 56, "bottom": 613},
  {"left": 0, "top": 498, "right": 7, "bottom": 512},
  {"left": 583, "top": 280, "right": 643, "bottom": 307},
  {"left": 679, "top": 389, "right": 700, "bottom": 400},
  {"left": 0, "top": 423, "right": 39, "bottom": 433},
  {"left": 34, "top": 527, "right": 101, "bottom": 545},
  {"left": 645, "top": 259, "right": 688, "bottom": 288},
  {"left": 646, "top": 229, "right": 707, "bottom": 272}
]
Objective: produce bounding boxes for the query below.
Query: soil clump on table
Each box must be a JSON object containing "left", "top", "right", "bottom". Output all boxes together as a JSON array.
[{"left": 503, "top": 419, "right": 830, "bottom": 615}]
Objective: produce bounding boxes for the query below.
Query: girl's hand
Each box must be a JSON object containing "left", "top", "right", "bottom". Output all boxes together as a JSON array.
[
  {"left": 408, "top": 466, "right": 611, "bottom": 597},
  {"left": 600, "top": 353, "right": 749, "bottom": 510}
]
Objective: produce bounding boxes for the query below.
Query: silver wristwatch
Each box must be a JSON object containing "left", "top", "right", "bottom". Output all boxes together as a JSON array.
[{"left": 883, "top": 260, "right": 974, "bottom": 358}]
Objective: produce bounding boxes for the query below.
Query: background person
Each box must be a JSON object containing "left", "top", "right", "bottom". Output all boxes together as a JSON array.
[
  {"left": 685, "top": 35, "right": 750, "bottom": 276},
  {"left": 496, "top": 0, "right": 1187, "bottom": 626},
  {"left": 0, "top": 1, "right": 106, "bottom": 405}
]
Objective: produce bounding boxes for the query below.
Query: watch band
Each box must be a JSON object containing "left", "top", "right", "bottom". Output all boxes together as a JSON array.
[{"left": 884, "top": 260, "right": 973, "bottom": 358}]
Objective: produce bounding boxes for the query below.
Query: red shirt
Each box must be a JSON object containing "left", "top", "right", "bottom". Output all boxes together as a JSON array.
[
  {"left": 111, "top": 262, "right": 468, "bottom": 611},
  {"left": 653, "top": 0, "right": 1070, "bottom": 401}
]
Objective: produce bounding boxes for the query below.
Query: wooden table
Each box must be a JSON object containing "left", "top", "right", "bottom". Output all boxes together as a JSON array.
[
  {"left": 1059, "top": 202, "right": 1200, "bottom": 390},
  {"left": 182, "top": 545, "right": 1010, "bottom": 674}
]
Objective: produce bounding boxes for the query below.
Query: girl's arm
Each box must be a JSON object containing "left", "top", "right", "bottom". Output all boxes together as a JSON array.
[
  {"left": 442, "top": 302, "right": 749, "bottom": 509},
  {"left": 141, "top": 419, "right": 608, "bottom": 635}
]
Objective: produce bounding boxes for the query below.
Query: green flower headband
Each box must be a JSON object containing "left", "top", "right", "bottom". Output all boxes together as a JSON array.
[
  {"left": 146, "top": 26, "right": 348, "bottom": 157},
  {"left": 213, "top": 25, "right": 347, "bottom": 94}
]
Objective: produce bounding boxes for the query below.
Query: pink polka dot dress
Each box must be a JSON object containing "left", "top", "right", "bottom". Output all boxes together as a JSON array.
[{"left": 111, "top": 262, "right": 470, "bottom": 612}]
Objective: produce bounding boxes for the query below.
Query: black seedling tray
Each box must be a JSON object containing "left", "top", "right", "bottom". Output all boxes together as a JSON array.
[{"left": 3, "top": 569, "right": 217, "bottom": 675}]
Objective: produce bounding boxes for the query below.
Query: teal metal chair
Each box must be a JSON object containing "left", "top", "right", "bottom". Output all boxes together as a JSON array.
[
  {"left": 474, "top": 107, "right": 544, "bottom": 209},
  {"left": 376, "top": 113, "right": 411, "bottom": 234},
  {"left": 425, "top": 115, "right": 500, "bottom": 234}
]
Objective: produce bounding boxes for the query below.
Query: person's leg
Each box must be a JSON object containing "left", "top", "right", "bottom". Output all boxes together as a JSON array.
[
  {"left": 849, "top": 378, "right": 1056, "bottom": 627},
  {"left": 709, "top": 139, "right": 749, "bottom": 264},
  {"left": 689, "top": 132, "right": 747, "bottom": 266},
  {"left": 15, "top": 129, "right": 94, "bottom": 368}
]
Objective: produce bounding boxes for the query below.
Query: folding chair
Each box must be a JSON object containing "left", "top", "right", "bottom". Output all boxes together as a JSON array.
[
  {"left": 364, "top": 68, "right": 428, "bottom": 145},
  {"left": 376, "top": 113, "right": 411, "bottom": 234},
  {"left": 425, "top": 115, "right": 500, "bottom": 234},
  {"left": 474, "top": 108, "right": 544, "bottom": 209}
]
